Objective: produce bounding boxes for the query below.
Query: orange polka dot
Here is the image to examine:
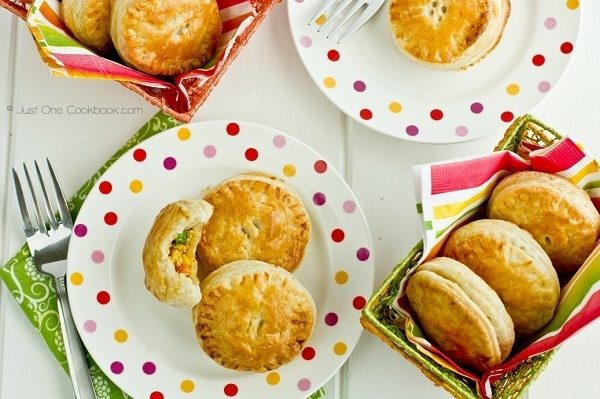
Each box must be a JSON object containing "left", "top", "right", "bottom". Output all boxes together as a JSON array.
[
  {"left": 506, "top": 84, "right": 520, "bottom": 95},
  {"left": 70, "top": 272, "right": 83, "bottom": 286},
  {"left": 129, "top": 179, "right": 143, "bottom": 193},
  {"left": 315, "top": 14, "right": 327, "bottom": 26},
  {"left": 323, "top": 77, "right": 336, "bottom": 89},
  {"left": 335, "top": 270, "right": 348, "bottom": 284},
  {"left": 389, "top": 102, "right": 402, "bottom": 113},
  {"left": 177, "top": 127, "right": 191, "bottom": 141},
  {"left": 180, "top": 380, "right": 195, "bottom": 393},
  {"left": 283, "top": 164, "right": 296, "bottom": 177},
  {"left": 567, "top": 0, "right": 579, "bottom": 9},
  {"left": 114, "top": 329, "right": 128, "bottom": 343},
  {"left": 266, "top": 372, "right": 280, "bottom": 385},
  {"left": 334, "top": 342, "right": 347, "bottom": 355}
]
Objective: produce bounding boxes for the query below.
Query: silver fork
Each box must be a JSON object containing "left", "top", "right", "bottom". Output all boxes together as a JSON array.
[
  {"left": 308, "top": 0, "right": 385, "bottom": 43},
  {"left": 13, "top": 160, "right": 96, "bottom": 399}
]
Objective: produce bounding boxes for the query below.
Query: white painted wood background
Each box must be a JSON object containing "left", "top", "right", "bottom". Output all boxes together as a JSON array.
[{"left": 1, "top": 2, "right": 600, "bottom": 398}]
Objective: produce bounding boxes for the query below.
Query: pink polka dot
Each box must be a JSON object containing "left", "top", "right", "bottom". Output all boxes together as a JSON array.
[
  {"left": 142, "top": 362, "right": 156, "bottom": 375},
  {"left": 544, "top": 17, "right": 557, "bottom": 29},
  {"left": 455, "top": 126, "right": 469, "bottom": 137},
  {"left": 91, "top": 250, "right": 105, "bottom": 264},
  {"left": 203, "top": 145, "right": 217, "bottom": 158},
  {"left": 295, "top": 0, "right": 303, "bottom": 2},
  {"left": 406, "top": 125, "right": 419, "bottom": 136},
  {"left": 325, "top": 312, "right": 338, "bottom": 326},
  {"left": 343, "top": 200, "right": 356, "bottom": 213},
  {"left": 163, "top": 157, "right": 177, "bottom": 170},
  {"left": 110, "top": 361, "right": 124, "bottom": 374},
  {"left": 298, "top": 378, "right": 311, "bottom": 392},
  {"left": 273, "top": 135, "right": 286, "bottom": 148},
  {"left": 470, "top": 102, "right": 484, "bottom": 114},
  {"left": 357, "top": 247, "right": 370, "bottom": 261},
  {"left": 300, "top": 36, "right": 312, "bottom": 47},
  {"left": 83, "top": 320, "right": 96, "bottom": 333},
  {"left": 353, "top": 80, "right": 366, "bottom": 92},
  {"left": 313, "top": 192, "right": 326, "bottom": 206},
  {"left": 74, "top": 224, "right": 87, "bottom": 237},
  {"left": 538, "top": 81, "right": 551, "bottom": 92}
]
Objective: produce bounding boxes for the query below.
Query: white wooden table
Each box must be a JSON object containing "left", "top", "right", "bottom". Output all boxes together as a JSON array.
[{"left": 2, "top": 2, "right": 600, "bottom": 398}]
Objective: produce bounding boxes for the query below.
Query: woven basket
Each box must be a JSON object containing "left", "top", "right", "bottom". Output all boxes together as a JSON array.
[
  {"left": 361, "top": 115, "right": 563, "bottom": 399},
  {"left": 0, "top": 0, "right": 281, "bottom": 122}
]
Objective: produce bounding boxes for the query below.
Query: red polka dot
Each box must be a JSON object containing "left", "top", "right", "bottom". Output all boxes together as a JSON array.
[
  {"left": 302, "top": 347, "right": 316, "bottom": 360},
  {"left": 226, "top": 123, "right": 240, "bottom": 136},
  {"left": 99, "top": 181, "right": 112, "bottom": 194},
  {"left": 360, "top": 109, "right": 372, "bottom": 120},
  {"left": 430, "top": 109, "right": 443, "bottom": 121},
  {"left": 314, "top": 160, "right": 327, "bottom": 173},
  {"left": 244, "top": 148, "right": 258, "bottom": 161},
  {"left": 331, "top": 229, "right": 345, "bottom": 243},
  {"left": 97, "top": 291, "right": 110, "bottom": 305},
  {"left": 327, "top": 49, "right": 340, "bottom": 61},
  {"left": 104, "top": 212, "right": 118, "bottom": 226},
  {"left": 501, "top": 111, "right": 514, "bottom": 122},
  {"left": 560, "top": 42, "right": 573, "bottom": 54},
  {"left": 353, "top": 296, "right": 366, "bottom": 310},
  {"left": 532, "top": 54, "right": 545, "bottom": 66},
  {"left": 224, "top": 384, "right": 238, "bottom": 397},
  {"left": 149, "top": 392, "right": 163, "bottom": 399},
  {"left": 133, "top": 148, "right": 146, "bottom": 162}
]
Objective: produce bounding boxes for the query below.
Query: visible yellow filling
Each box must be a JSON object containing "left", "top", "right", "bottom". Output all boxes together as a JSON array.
[{"left": 169, "top": 228, "right": 197, "bottom": 276}]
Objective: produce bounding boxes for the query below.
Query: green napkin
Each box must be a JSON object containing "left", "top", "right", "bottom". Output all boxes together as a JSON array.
[{"left": 1, "top": 111, "right": 325, "bottom": 399}]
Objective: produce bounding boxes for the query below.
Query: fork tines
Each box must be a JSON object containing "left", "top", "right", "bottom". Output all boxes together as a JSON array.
[{"left": 13, "top": 160, "right": 73, "bottom": 237}]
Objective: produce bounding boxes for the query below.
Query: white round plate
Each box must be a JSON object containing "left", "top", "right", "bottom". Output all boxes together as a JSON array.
[
  {"left": 66, "top": 121, "right": 374, "bottom": 399},
  {"left": 288, "top": 0, "right": 581, "bottom": 143}
]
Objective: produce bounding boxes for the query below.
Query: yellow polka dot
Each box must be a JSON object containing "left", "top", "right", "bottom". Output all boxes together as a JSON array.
[
  {"left": 335, "top": 270, "right": 348, "bottom": 285},
  {"left": 266, "top": 372, "right": 280, "bottom": 385},
  {"left": 315, "top": 14, "right": 327, "bottom": 26},
  {"left": 283, "top": 164, "right": 296, "bottom": 177},
  {"left": 114, "top": 329, "right": 128, "bottom": 343},
  {"left": 323, "top": 77, "right": 336, "bottom": 89},
  {"left": 129, "top": 179, "right": 143, "bottom": 193},
  {"left": 334, "top": 342, "right": 347, "bottom": 356},
  {"left": 70, "top": 272, "right": 83, "bottom": 286},
  {"left": 177, "top": 127, "right": 191, "bottom": 141},
  {"left": 566, "top": 0, "right": 579, "bottom": 9},
  {"left": 389, "top": 101, "right": 402, "bottom": 113},
  {"left": 180, "top": 380, "right": 195, "bottom": 393},
  {"left": 506, "top": 83, "right": 520, "bottom": 95}
]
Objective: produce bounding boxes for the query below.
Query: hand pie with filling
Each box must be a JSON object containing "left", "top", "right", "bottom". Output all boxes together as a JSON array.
[{"left": 61, "top": 0, "right": 113, "bottom": 53}]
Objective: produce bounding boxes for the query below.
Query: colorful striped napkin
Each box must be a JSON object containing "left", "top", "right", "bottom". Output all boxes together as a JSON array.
[
  {"left": 0, "top": 112, "right": 324, "bottom": 399},
  {"left": 26, "top": 0, "right": 255, "bottom": 112},
  {"left": 393, "top": 136, "right": 600, "bottom": 399}
]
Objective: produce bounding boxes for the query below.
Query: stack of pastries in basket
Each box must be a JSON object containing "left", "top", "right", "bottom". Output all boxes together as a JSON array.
[
  {"left": 406, "top": 171, "right": 600, "bottom": 373},
  {"left": 60, "top": 0, "right": 221, "bottom": 75},
  {"left": 142, "top": 174, "right": 317, "bottom": 371}
]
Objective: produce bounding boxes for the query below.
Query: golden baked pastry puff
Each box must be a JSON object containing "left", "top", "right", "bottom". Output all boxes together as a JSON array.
[
  {"left": 111, "top": 0, "right": 222, "bottom": 76},
  {"left": 389, "top": 0, "right": 510, "bottom": 70},
  {"left": 61, "top": 0, "right": 113, "bottom": 53}
]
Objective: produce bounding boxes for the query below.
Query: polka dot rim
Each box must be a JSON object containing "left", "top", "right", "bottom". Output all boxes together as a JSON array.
[
  {"left": 224, "top": 383, "right": 238, "bottom": 397},
  {"left": 266, "top": 372, "right": 280, "bottom": 386},
  {"left": 180, "top": 380, "right": 195, "bottom": 393},
  {"left": 226, "top": 123, "right": 240, "bottom": 136}
]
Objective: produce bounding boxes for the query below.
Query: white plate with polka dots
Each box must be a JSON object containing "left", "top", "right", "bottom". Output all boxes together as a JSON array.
[
  {"left": 66, "top": 121, "right": 374, "bottom": 399},
  {"left": 288, "top": 0, "right": 581, "bottom": 143}
]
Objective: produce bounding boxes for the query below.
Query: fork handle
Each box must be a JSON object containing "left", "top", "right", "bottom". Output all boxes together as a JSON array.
[{"left": 54, "top": 275, "right": 97, "bottom": 399}]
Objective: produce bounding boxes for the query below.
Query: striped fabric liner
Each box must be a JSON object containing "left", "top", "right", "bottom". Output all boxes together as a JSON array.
[
  {"left": 394, "top": 136, "right": 600, "bottom": 399},
  {"left": 26, "top": 0, "right": 256, "bottom": 111}
]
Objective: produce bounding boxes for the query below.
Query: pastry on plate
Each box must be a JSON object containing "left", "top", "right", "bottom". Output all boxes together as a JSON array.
[
  {"left": 110, "top": 0, "right": 221, "bottom": 75},
  {"left": 142, "top": 199, "right": 213, "bottom": 307},
  {"left": 406, "top": 257, "right": 514, "bottom": 372},
  {"left": 443, "top": 219, "right": 560, "bottom": 335},
  {"left": 389, "top": 0, "right": 511, "bottom": 70},
  {"left": 193, "top": 260, "right": 316, "bottom": 371},
  {"left": 197, "top": 174, "right": 311, "bottom": 273},
  {"left": 488, "top": 171, "right": 600, "bottom": 275},
  {"left": 61, "top": 0, "right": 113, "bottom": 53}
]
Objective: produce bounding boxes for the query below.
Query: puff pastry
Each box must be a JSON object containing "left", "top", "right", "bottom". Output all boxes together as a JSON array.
[
  {"left": 61, "top": 0, "right": 113, "bottom": 53},
  {"left": 443, "top": 219, "right": 560, "bottom": 335},
  {"left": 488, "top": 171, "right": 600, "bottom": 275},
  {"left": 142, "top": 199, "right": 213, "bottom": 307},
  {"left": 110, "top": 0, "right": 221, "bottom": 76},
  {"left": 197, "top": 174, "right": 311, "bottom": 273},
  {"left": 406, "top": 257, "right": 514, "bottom": 372},
  {"left": 193, "top": 260, "right": 316, "bottom": 371},
  {"left": 389, "top": 0, "right": 510, "bottom": 70}
]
